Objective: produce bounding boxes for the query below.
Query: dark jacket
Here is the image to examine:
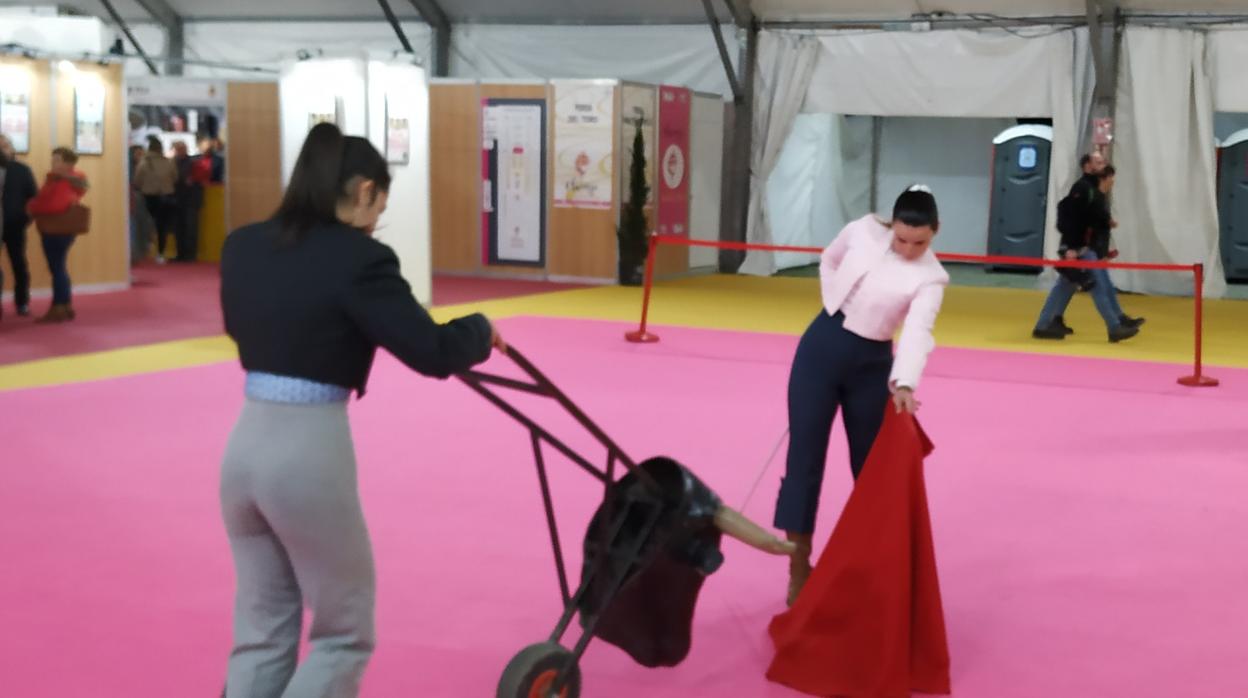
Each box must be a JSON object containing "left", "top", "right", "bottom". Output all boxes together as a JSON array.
[
  {"left": 220, "top": 219, "right": 493, "bottom": 395},
  {"left": 1057, "top": 173, "right": 1111, "bottom": 257},
  {"left": 1, "top": 159, "right": 38, "bottom": 235}
]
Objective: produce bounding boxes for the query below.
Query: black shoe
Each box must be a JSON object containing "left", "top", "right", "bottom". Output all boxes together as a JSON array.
[
  {"left": 1119, "top": 315, "right": 1145, "bottom": 329},
  {"left": 1033, "top": 323, "right": 1067, "bottom": 340},
  {"left": 16, "top": 304, "right": 30, "bottom": 317},
  {"left": 1109, "top": 324, "right": 1140, "bottom": 343},
  {"left": 1055, "top": 315, "right": 1075, "bottom": 335}
]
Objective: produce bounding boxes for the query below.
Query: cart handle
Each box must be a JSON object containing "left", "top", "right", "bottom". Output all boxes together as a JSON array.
[{"left": 458, "top": 346, "right": 640, "bottom": 475}]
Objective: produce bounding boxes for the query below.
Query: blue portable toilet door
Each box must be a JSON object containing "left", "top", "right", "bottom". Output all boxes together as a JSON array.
[
  {"left": 987, "top": 125, "right": 1053, "bottom": 272},
  {"left": 1219, "top": 131, "right": 1248, "bottom": 281}
]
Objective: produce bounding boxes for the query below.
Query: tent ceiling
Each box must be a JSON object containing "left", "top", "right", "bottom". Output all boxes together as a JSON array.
[{"left": 24, "top": 0, "right": 1248, "bottom": 24}]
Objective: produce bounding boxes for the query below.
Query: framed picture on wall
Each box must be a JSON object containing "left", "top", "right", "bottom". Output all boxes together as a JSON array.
[
  {"left": 385, "top": 99, "right": 410, "bottom": 165},
  {"left": 307, "top": 96, "right": 343, "bottom": 132},
  {"left": 0, "top": 90, "right": 32, "bottom": 154},
  {"left": 74, "top": 82, "right": 107, "bottom": 155}
]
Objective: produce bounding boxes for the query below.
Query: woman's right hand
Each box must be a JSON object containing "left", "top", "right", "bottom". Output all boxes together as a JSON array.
[{"left": 489, "top": 319, "right": 507, "bottom": 353}]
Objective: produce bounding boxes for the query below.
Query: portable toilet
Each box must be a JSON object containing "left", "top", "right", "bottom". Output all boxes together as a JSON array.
[
  {"left": 987, "top": 124, "right": 1053, "bottom": 273},
  {"left": 1218, "top": 128, "right": 1248, "bottom": 281}
]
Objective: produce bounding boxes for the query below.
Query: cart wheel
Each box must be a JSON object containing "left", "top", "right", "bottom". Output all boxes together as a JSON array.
[{"left": 497, "top": 642, "right": 582, "bottom": 698}]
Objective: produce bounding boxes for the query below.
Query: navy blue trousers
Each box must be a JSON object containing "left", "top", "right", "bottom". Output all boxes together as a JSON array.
[{"left": 774, "top": 311, "right": 893, "bottom": 535}]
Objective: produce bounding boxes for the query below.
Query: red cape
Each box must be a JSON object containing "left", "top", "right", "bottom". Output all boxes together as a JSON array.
[{"left": 767, "top": 407, "right": 951, "bottom": 697}]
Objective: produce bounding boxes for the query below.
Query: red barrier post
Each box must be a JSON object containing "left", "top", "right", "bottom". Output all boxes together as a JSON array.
[
  {"left": 1178, "top": 263, "right": 1219, "bottom": 387},
  {"left": 625, "top": 234, "right": 661, "bottom": 343}
]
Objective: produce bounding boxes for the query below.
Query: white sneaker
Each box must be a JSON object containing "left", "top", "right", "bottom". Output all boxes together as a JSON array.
[{"left": 156, "top": 256, "right": 167, "bottom": 265}]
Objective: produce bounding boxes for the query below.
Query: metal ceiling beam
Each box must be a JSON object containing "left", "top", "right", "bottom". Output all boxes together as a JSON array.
[
  {"left": 132, "top": 0, "right": 185, "bottom": 75},
  {"left": 720, "top": 0, "right": 752, "bottom": 27},
  {"left": 97, "top": 0, "right": 158, "bottom": 74},
  {"left": 378, "top": 0, "right": 416, "bottom": 54},
  {"left": 701, "top": 0, "right": 742, "bottom": 102},
  {"left": 407, "top": 0, "right": 450, "bottom": 76}
]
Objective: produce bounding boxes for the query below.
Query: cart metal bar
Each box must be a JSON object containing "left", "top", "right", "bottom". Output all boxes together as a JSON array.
[
  {"left": 458, "top": 374, "right": 610, "bottom": 483},
  {"left": 555, "top": 503, "right": 664, "bottom": 692},
  {"left": 547, "top": 501, "right": 637, "bottom": 644},
  {"left": 462, "top": 371, "right": 550, "bottom": 397},
  {"left": 498, "top": 347, "right": 639, "bottom": 470},
  {"left": 532, "top": 431, "right": 572, "bottom": 606}
]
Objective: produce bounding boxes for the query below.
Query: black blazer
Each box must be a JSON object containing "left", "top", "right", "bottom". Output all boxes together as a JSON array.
[
  {"left": 220, "top": 219, "right": 492, "bottom": 395},
  {"left": 1, "top": 160, "right": 38, "bottom": 234}
]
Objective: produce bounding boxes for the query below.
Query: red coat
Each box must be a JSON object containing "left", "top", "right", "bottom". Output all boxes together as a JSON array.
[
  {"left": 27, "top": 170, "right": 88, "bottom": 217},
  {"left": 767, "top": 408, "right": 951, "bottom": 698}
]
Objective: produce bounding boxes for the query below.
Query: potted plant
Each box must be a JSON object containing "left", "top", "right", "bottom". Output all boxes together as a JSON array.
[{"left": 617, "top": 121, "right": 650, "bottom": 286}]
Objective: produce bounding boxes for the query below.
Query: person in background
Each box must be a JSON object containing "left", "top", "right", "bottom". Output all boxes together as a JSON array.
[
  {"left": 26, "top": 147, "right": 88, "bottom": 323},
  {"left": 129, "top": 144, "right": 154, "bottom": 265},
  {"left": 210, "top": 137, "right": 226, "bottom": 182},
  {"left": 134, "top": 136, "right": 177, "bottom": 263},
  {"left": 1033, "top": 165, "right": 1143, "bottom": 342},
  {"left": 0, "top": 133, "right": 38, "bottom": 320},
  {"left": 173, "top": 141, "right": 202, "bottom": 263}
]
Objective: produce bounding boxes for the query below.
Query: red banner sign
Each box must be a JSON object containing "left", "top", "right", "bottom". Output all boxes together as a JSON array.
[{"left": 656, "top": 86, "right": 691, "bottom": 236}]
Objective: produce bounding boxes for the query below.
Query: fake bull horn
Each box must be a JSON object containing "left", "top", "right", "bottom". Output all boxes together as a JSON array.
[{"left": 714, "top": 506, "right": 798, "bottom": 556}]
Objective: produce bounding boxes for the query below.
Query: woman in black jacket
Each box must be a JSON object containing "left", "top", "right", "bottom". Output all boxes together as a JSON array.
[{"left": 218, "top": 123, "right": 502, "bottom": 697}]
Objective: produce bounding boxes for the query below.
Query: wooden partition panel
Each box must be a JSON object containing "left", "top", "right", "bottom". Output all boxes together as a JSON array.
[
  {"left": 547, "top": 83, "right": 616, "bottom": 281},
  {"left": 479, "top": 84, "right": 549, "bottom": 278},
  {"left": 52, "top": 62, "right": 127, "bottom": 291},
  {"left": 225, "top": 82, "right": 283, "bottom": 237},
  {"left": 429, "top": 83, "right": 479, "bottom": 273}
]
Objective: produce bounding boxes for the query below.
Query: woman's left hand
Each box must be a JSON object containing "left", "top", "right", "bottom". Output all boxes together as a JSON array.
[{"left": 893, "top": 387, "right": 920, "bottom": 414}]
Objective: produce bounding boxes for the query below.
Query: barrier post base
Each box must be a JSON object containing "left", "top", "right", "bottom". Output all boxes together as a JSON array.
[
  {"left": 625, "top": 330, "right": 661, "bottom": 344},
  {"left": 1177, "top": 374, "right": 1219, "bottom": 387}
]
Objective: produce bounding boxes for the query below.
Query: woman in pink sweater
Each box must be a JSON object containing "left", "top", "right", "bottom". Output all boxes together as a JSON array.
[
  {"left": 775, "top": 186, "right": 949, "bottom": 606},
  {"left": 27, "top": 147, "right": 89, "bottom": 323}
]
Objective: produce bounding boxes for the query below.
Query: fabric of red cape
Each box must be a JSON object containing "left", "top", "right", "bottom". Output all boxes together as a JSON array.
[{"left": 766, "top": 407, "right": 951, "bottom": 697}]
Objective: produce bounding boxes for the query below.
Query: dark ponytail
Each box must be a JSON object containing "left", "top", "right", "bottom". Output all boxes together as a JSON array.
[
  {"left": 273, "top": 124, "right": 392, "bottom": 243},
  {"left": 891, "top": 186, "right": 939, "bottom": 231}
]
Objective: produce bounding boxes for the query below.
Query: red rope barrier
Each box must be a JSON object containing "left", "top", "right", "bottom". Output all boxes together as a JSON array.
[{"left": 626, "top": 234, "right": 1218, "bottom": 388}]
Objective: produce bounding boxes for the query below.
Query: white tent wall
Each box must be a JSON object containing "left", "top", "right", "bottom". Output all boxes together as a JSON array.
[
  {"left": 690, "top": 93, "right": 725, "bottom": 269},
  {"left": 120, "top": 22, "right": 434, "bottom": 78},
  {"left": 765, "top": 113, "right": 872, "bottom": 269},
  {"left": 877, "top": 116, "right": 1016, "bottom": 256},
  {"left": 1112, "top": 27, "right": 1226, "bottom": 298},
  {"left": 366, "top": 61, "right": 433, "bottom": 303},
  {"left": 738, "top": 31, "right": 821, "bottom": 276},
  {"left": 742, "top": 27, "right": 1089, "bottom": 276},
  {"left": 448, "top": 25, "right": 739, "bottom": 97}
]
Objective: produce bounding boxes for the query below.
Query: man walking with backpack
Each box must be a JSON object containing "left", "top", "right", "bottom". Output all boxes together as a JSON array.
[{"left": 1033, "top": 156, "right": 1144, "bottom": 343}]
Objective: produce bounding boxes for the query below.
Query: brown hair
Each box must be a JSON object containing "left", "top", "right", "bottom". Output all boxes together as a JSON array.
[{"left": 52, "top": 147, "right": 79, "bottom": 165}]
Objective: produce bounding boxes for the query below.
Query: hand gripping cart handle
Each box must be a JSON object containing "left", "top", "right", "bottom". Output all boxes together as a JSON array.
[{"left": 458, "top": 346, "right": 795, "bottom": 698}]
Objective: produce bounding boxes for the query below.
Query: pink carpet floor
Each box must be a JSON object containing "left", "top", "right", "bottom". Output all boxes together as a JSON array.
[
  {"left": 2, "top": 317, "right": 1246, "bottom": 697},
  {"left": 0, "top": 266, "right": 583, "bottom": 366}
]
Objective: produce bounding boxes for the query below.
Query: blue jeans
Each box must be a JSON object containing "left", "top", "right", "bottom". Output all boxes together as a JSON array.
[
  {"left": 1035, "top": 249, "right": 1123, "bottom": 330},
  {"left": 41, "top": 234, "right": 75, "bottom": 305}
]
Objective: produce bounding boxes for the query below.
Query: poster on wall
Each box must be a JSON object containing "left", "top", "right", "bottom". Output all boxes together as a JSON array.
[
  {"left": 126, "top": 78, "right": 226, "bottom": 155},
  {"left": 0, "top": 90, "right": 31, "bottom": 154},
  {"left": 656, "top": 85, "right": 691, "bottom": 236},
  {"left": 307, "top": 96, "right": 343, "bottom": 132},
  {"left": 74, "top": 82, "right": 106, "bottom": 155},
  {"left": 553, "top": 81, "right": 614, "bottom": 209},
  {"left": 385, "top": 99, "right": 411, "bottom": 165},
  {"left": 619, "top": 84, "right": 656, "bottom": 206},
  {"left": 482, "top": 99, "right": 547, "bottom": 266}
]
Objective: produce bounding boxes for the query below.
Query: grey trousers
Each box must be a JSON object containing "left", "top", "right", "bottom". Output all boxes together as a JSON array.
[{"left": 221, "top": 399, "right": 376, "bottom": 698}]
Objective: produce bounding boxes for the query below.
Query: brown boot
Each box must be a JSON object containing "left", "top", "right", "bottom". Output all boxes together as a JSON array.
[
  {"left": 786, "top": 532, "right": 814, "bottom": 607},
  {"left": 36, "top": 304, "right": 71, "bottom": 324}
]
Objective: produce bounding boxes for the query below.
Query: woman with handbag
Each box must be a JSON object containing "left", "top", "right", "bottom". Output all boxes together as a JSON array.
[{"left": 27, "top": 147, "right": 89, "bottom": 323}]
